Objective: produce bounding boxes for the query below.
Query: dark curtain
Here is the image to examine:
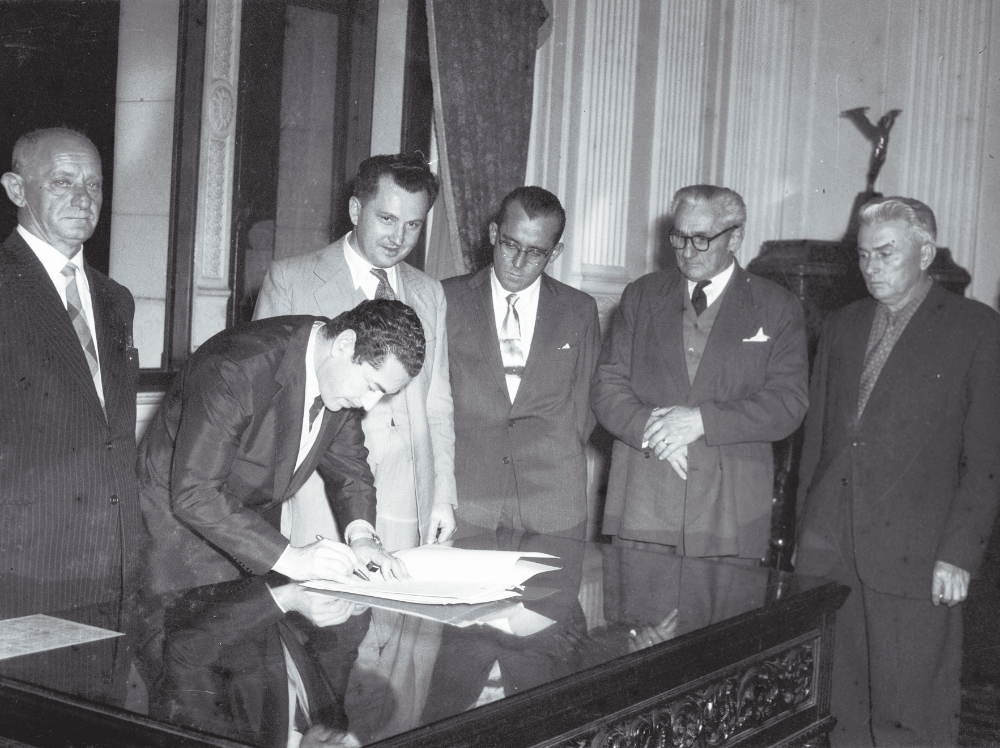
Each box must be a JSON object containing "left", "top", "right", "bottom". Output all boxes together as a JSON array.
[{"left": 427, "top": 0, "right": 549, "bottom": 275}]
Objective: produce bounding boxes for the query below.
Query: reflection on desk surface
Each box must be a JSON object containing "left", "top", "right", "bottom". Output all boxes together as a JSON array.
[{"left": 0, "top": 532, "right": 827, "bottom": 747}]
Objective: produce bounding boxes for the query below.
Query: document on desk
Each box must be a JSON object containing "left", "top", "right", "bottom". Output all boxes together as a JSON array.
[
  {"left": 0, "top": 614, "right": 122, "bottom": 660},
  {"left": 301, "top": 545, "right": 561, "bottom": 605}
]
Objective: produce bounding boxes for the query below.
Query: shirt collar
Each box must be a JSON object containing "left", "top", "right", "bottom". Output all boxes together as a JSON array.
[
  {"left": 343, "top": 230, "right": 397, "bottom": 288},
  {"left": 490, "top": 265, "right": 543, "bottom": 307},
  {"left": 304, "top": 321, "right": 323, "bottom": 408},
  {"left": 878, "top": 274, "right": 934, "bottom": 322},
  {"left": 686, "top": 257, "right": 736, "bottom": 308},
  {"left": 18, "top": 224, "right": 84, "bottom": 274}
]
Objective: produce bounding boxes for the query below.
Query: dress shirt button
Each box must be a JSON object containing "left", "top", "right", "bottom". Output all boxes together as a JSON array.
[
  {"left": 109, "top": 495, "right": 119, "bottom": 505},
  {"left": 106, "top": 441, "right": 114, "bottom": 451},
  {"left": 840, "top": 478, "right": 848, "bottom": 486},
  {"left": 502, "top": 457, "right": 511, "bottom": 465},
  {"left": 508, "top": 419, "right": 515, "bottom": 428}
]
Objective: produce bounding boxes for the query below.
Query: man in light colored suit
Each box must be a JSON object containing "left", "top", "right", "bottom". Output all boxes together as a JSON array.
[
  {"left": 592, "top": 185, "right": 808, "bottom": 562},
  {"left": 443, "top": 187, "right": 601, "bottom": 540},
  {"left": 255, "top": 154, "right": 456, "bottom": 551},
  {"left": 796, "top": 197, "right": 1000, "bottom": 745}
]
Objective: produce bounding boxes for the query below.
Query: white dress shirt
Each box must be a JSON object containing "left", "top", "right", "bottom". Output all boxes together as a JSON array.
[
  {"left": 281, "top": 321, "right": 376, "bottom": 543},
  {"left": 343, "top": 231, "right": 398, "bottom": 299},
  {"left": 686, "top": 258, "right": 735, "bottom": 309},
  {"left": 19, "top": 225, "right": 104, "bottom": 405},
  {"left": 490, "top": 267, "right": 541, "bottom": 401}
]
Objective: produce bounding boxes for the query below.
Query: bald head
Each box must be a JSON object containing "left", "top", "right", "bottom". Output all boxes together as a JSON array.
[{"left": 1, "top": 128, "right": 103, "bottom": 258}]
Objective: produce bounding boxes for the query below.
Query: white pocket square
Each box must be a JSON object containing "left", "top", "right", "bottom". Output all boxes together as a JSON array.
[
  {"left": 742, "top": 328, "right": 770, "bottom": 342},
  {"left": 559, "top": 343, "right": 571, "bottom": 349}
]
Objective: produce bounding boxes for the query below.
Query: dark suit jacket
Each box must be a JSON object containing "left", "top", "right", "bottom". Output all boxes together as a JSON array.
[
  {"left": 138, "top": 317, "right": 376, "bottom": 594},
  {"left": 797, "top": 284, "right": 1000, "bottom": 598},
  {"left": 0, "top": 230, "right": 140, "bottom": 614},
  {"left": 592, "top": 264, "right": 808, "bottom": 558},
  {"left": 156, "top": 577, "right": 366, "bottom": 747},
  {"left": 442, "top": 268, "right": 601, "bottom": 537}
]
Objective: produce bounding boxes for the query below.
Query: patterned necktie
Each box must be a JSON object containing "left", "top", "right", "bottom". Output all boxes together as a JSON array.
[
  {"left": 691, "top": 280, "right": 711, "bottom": 316},
  {"left": 500, "top": 293, "right": 526, "bottom": 377},
  {"left": 308, "top": 394, "right": 325, "bottom": 429},
  {"left": 371, "top": 268, "right": 396, "bottom": 300},
  {"left": 61, "top": 263, "right": 103, "bottom": 405}
]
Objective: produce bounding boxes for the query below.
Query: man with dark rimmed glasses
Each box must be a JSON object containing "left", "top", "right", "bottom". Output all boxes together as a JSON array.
[
  {"left": 592, "top": 184, "right": 808, "bottom": 564},
  {"left": 442, "top": 186, "right": 601, "bottom": 540}
]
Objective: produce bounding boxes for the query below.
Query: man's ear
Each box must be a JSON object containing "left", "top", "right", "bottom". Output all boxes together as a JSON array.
[
  {"left": 728, "top": 226, "right": 744, "bottom": 253},
  {"left": 348, "top": 196, "right": 361, "bottom": 227},
  {"left": 920, "top": 243, "right": 937, "bottom": 271},
  {"left": 546, "top": 242, "right": 565, "bottom": 265},
  {"left": 1, "top": 172, "right": 26, "bottom": 207},
  {"left": 331, "top": 328, "right": 357, "bottom": 359},
  {"left": 488, "top": 222, "right": 498, "bottom": 246}
]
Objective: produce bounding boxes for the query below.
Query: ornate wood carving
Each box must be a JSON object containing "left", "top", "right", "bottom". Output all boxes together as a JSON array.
[{"left": 551, "top": 640, "right": 817, "bottom": 748}]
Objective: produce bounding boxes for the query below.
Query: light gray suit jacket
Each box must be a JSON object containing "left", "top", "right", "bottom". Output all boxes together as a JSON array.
[{"left": 254, "top": 235, "right": 457, "bottom": 542}]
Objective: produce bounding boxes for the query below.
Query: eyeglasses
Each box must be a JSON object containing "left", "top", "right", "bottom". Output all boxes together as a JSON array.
[
  {"left": 668, "top": 224, "right": 739, "bottom": 252},
  {"left": 498, "top": 238, "right": 551, "bottom": 265}
]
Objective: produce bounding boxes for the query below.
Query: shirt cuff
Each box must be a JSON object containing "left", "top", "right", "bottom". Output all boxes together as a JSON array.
[{"left": 343, "top": 520, "right": 377, "bottom": 545}]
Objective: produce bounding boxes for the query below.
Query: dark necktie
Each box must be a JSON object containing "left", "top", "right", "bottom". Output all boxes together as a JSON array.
[
  {"left": 308, "top": 394, "right": 325, "bottom": 429},
  {"left": 692, "top": 280, "right": 711, "bottom": 316},
  {"left": 61, "top": 263, "right": 104, "bottom": 408},
  {"left": 371, "top": 268, "right": 396, "bottom": 300}
]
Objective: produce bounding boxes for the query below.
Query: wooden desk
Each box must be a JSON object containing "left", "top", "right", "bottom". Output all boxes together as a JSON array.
[{"left": 0, "top": 534, "right": 847, "bottom": 748}]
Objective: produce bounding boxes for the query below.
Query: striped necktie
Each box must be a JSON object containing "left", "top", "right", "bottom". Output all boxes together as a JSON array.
[{"left": 61, "top": 263, "right": 103, "bottom": 407}]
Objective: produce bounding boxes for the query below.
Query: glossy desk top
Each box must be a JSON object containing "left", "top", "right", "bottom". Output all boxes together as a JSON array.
[{"left": 0, "top": 533, "right": 833, "bottom": 748}]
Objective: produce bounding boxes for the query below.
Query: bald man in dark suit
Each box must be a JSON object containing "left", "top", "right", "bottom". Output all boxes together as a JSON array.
[{"left": 0, "top": 128, "right": 141, "bottom": 617}]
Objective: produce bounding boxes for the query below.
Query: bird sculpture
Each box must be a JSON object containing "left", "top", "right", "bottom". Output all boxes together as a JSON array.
[{"left": 840, "top": 107, "right": 903, "bottom": 193}]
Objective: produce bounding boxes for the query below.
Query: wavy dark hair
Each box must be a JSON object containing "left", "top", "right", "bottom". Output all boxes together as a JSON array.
[
  {"left": 321, "top": 299, "right": 425, "bottom": 378},
  {"left": 354, "top": 154, "right": 439, "bottom": 206}
]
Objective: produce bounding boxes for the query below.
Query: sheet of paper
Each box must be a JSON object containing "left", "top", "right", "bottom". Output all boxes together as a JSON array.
[
  {"left": 390, "top": 546, "right": 558, "bottom": 583},
  {"left": 0, "top": 614, "right": 123, "bottom": 660},
  {"left": 301, "top": 546, "right": 561, "bottom": 605}
]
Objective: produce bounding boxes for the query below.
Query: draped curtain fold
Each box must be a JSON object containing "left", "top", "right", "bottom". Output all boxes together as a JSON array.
[{"left": 426, "top": 0, "right": 549, "bottom": 277}]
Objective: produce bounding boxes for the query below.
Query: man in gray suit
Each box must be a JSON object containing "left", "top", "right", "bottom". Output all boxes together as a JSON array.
[
  {"left": 255, "top": 154, "right": 456, "bottom": 551},
  {"left": 442, "top": 187, "right": 601, "bottom": 540},
  {"left": 592, "top": 185, "right": 808, "bottom": 562}
]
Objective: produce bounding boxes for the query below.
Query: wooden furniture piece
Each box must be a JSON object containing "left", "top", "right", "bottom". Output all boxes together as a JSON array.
[{"left": 0, "top": 535, "right": 847, "bottom": 748}]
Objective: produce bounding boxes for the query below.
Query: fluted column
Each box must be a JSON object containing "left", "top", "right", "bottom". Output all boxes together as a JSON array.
[{"left": 190, "top": 0, "right": 241, "bottom": 350}]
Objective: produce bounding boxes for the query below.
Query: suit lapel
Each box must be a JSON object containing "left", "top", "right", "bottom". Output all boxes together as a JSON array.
[
  {"left": 311, "top": 239, "right": 364, "bottom": 317},
  {"left": 859, "top": 288, "right": 941, "bottom": 422},
  {"left": 271, "top": 322, "right": 314, "bottom": 500},
  {"left": 88, "top": 267, "right": 123, "bottom": 422},
  {"left": 3, "top": 234, "right": 106, "bottom": 419},
  {"left": 518, "top": 274, "right": 558, "bottom": 392},
  {"left": 691, "top": 265, "right": 760, "bottom": 398},
  {"left": 649, "top": 273, "right": 691, "bottom": 399},
  {"left": 468, "top": 268, "right": 508, "bottom": 401}
]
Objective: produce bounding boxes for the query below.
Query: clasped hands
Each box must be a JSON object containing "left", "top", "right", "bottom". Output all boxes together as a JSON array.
[{"left": 643, "top": 406, "right": 705, "bottom": 480}]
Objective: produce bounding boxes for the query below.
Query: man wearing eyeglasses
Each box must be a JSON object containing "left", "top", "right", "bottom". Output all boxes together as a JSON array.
[
  {"left": 442, "top": 187, "right": 601, "bottom": 539},
  {"left": 592, "top": 184, "right": 808, "bottom": 562}
]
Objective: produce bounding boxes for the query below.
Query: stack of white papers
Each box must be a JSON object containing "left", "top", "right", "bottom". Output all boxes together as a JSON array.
[{"left": 302, "top": 545, "right": 560, "bottom": 605}]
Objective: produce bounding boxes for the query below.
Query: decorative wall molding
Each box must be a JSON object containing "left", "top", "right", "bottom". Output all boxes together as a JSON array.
[
  {"left": 548, "top": 639, "right": 818, "bottom": 748},
  {"left": 572, "top": 0, "right": 640, "bottom": 271},
  {"left": 720, "top": 1, "right": 797, "bottom": 270},
  {"left": 896, "top": 1, "right": 992, "bottom": 282},
  {"left": 645, "top": 0, "right": 712, "bottom": 268},
  {"left": 191, "top": 0, "right": 241, "bottom": 349}
]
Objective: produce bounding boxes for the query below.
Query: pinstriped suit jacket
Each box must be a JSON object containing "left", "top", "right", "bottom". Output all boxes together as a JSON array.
[{"left": 0, "top": 230, "right": 141, "bottom": 615}]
